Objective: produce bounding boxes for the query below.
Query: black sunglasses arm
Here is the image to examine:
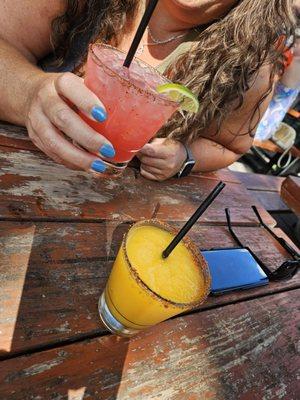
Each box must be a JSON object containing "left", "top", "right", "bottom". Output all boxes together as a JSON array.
[
  {"left": 225, "top": 208, "right": 299, "bottom": 281},
  {"left": 252, "top": 206, "right": 300, "bottom": 260},
  {"left": 225, "top": 208, "right": 245, "bottom": 248}
]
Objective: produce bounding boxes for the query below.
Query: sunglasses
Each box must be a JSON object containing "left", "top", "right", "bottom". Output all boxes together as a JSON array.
[{"left": 225, "top": 206, "right": 300, "bottom": 281}]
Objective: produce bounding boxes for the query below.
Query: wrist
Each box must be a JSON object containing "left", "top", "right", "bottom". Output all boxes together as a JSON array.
[
  {"left": 175, "top": 143, "right": 196, "bottom": 178},
  {"left": 23, "top": 72, "right": 60, "bottom": 124},
  {"left": 22, "top": 72, "right": 47, "bottom": 123},
  {"left": 177, "top": 141, "right": 188, "bottom": 165}
]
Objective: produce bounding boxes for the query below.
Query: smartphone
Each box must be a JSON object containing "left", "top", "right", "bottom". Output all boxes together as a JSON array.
[{"left": 202, "top": 248, "right": 269, "bottom": 295}]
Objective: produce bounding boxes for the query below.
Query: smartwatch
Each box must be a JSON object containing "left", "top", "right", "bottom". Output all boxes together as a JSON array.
[{"left": 176, "top": 144, "right": 196, "bottom": 178}]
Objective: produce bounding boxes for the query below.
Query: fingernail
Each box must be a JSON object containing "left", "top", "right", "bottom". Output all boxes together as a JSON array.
[
  {"left": 100, "top": 143, "right": 115, "bottom": 158},
  {"left": 91, "top": 160, "right": 106, "bottom": 173},
  {"left": 91, "top": 106, "right": 107, "bottom": 122}
]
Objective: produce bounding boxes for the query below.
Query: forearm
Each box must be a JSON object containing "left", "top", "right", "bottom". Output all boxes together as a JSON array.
[
  {"left": 190, "top": 137, "right": 243, "bottom": 172},
  {"left": 0, "top": 38, "right": 47, "bottom": 125}
]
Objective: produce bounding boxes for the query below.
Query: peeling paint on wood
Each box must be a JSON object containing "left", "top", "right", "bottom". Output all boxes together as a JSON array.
[
  {"left": 0, "top": 221, "right": 299, "bottom": 357},
  {"left": 0, "top": 291, "right": 298, "bottom": 400},
  {"left": 6, "top": 354, "right": 67, "bottom": 381},
  {"left": 0, "top": 121, "right": 242, "bottom": 185},
  {"left": 0, "top": 146, "right": 275, "bottom": 225},
  {"left": 0, "top": 150, "right": 120, "bottom": 211},
  {"left": 0, "top": 124, "right": 298, "bottom": 399}
]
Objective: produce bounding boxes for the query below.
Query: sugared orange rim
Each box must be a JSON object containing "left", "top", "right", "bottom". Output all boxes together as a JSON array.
[{"left": 121, "top": 219, "right": 211, "bottom": 310}]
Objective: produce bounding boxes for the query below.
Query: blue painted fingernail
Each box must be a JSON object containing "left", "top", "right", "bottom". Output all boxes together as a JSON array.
[
  {"left": 91, "top": 106, "right": 107, "bottom": 122},
  {"left": 100, "top": 143, "right": 116, "bottom": 158},
  {"left": 91, "top": 160, "right": 106, "bottom": 173}
]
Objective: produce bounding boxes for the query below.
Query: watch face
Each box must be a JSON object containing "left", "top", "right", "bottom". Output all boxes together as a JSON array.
[{"left": 178, "top": 160, "right": 196, "bottom": 177}]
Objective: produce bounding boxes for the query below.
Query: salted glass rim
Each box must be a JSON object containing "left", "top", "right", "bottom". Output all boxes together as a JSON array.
[
  {"left": 122, "top": 220, "right": 211, "bottom": 309},
  {"left": 89, "top": 43, "right": 180, "bottom": 107}
]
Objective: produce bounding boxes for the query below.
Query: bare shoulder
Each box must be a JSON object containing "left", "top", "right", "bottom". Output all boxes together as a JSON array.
[
  {"left": 0, "top": 0, "right": 67, "bottom": 61},
  {"left": 203, "top": 64, "right": 275, "bottom": 154}
]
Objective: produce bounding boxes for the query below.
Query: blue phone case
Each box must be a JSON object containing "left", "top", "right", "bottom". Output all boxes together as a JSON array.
[{"left": 202, "top": 248, "right": 269, "bottom": 294}]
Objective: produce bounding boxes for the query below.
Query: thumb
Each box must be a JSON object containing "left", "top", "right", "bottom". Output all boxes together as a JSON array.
[{"left": 138, "top": 143, "right": 157, "bottom": 157}]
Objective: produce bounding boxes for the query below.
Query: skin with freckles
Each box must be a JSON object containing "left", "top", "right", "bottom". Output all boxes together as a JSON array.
[{"left": 161, "top": 0, "right": 238, "bottom": 27}]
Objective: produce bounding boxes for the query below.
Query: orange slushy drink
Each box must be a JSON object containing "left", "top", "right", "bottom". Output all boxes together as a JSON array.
[{"left": 99, "top": 220, "right": 211, "bottom": 336}]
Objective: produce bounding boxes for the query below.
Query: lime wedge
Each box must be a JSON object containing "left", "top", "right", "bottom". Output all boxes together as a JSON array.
[{"left": 156, "top": 83, "right": 199, "bottom": 113}]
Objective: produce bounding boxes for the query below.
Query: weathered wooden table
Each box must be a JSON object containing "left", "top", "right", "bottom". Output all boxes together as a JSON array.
[
  {"left": 281, "top": 176, "right": 300, "bottom": 217},
  {"left": 0, "top": 122, "right": 299, "bottom": 400},
  {"left": 281, "top": 175, "right": 300, "bottom": 243}
]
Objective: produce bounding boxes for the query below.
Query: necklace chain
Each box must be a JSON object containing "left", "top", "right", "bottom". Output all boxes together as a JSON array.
[
  {"left": 147, "top": 27, "right": 187, "bottom": 45},
  {"left": 136, "top": 26, "right": 188, "bottom": 55}
]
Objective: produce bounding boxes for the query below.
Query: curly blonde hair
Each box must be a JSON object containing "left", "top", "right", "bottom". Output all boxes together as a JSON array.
[
  {"left": 161, "top": 0, "right": 297, "bottom": 142},
  {"left": 51, "top": 0, "right": 297, "bottom": 142}
]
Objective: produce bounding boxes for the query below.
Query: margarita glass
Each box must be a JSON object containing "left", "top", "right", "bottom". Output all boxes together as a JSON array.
[
  {"left": 99, "top": 220, "right": 211, "bottom": 336},
  {"left": 81, "top": 44, "right": 179, "bottom": 176}
]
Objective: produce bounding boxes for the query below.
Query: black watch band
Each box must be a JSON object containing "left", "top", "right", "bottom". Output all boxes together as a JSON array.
[{"left": 176, "top": 144, "right": 196, "bottom": 178}]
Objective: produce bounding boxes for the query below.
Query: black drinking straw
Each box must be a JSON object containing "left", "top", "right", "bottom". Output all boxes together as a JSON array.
[
  {"left": 162, "top": 181, "right": 226, "bottom": 259},
  {"left": 123, "top": 0, "right": 159, "bottom": 68}
]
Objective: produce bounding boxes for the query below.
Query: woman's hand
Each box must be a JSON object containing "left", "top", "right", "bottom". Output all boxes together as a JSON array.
[
  {"left": 25, "top": 72, "right": 115, "bottom": 173},
  {"left": 137, "top": 138, "right": 187, "bottom": 181}
]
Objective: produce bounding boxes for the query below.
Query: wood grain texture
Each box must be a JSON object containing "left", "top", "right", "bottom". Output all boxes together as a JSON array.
[
  {"left": 1, "top": 221, "right": 299, "bottom": 357},
  {"left": 0, "top": 146, "right": 274, "bottom": 225},
  {"left": 0, "top": 122, "right": 37, "bottom": 152},
  {"left": 281, "top": 176, "right": 300, "bottom": 216},
  {"left": 0, "top": 122, "right": 240, "bottom": 184},
  {"left": 249, "top": 190, "right": 289, "bottom": 212},
  {"left": 0, "top": 290, "right": 299, "bottom": 400},
  {"left": 233, "top": 172, "right": 289, "bottom": 212},
  {"left": 190, "top": 168, "right": 241, "bottom": 184},
  {"left": 233, "top": 172, "right": 284, "bottom": 192}
]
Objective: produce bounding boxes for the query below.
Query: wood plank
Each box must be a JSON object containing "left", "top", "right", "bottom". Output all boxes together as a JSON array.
[
  {"left": 232, "top": 172, "right": 289, "bottom": 212},
  {"left": 0, "top": 146, "right": 274, "bottom": 225},
  {"left": 0, "top": 290, "right": 298, "bottom": 400},
  {"left": 0, "top": 122, "right": 37, "bottom": 152},
  {"left": 272, "top": 215, "right": 300, "bottom": 248},
  {"left": 281, "top": 176, "right": 300, "bottom": 216},
  {"left": 190, "top": 168, "right": 241, "bottom": 184},
  {"left": 1, "top": 221, "right": 298, "bottom": 357},
  {"left": 0, "top": 122, "right": 240, "bottom": 185},
  {"left": 249, "top": 190, "right": 289, "bottom": 212},
  {"left": 233, "top": 171, "right": 284, "bottom": 192}
]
